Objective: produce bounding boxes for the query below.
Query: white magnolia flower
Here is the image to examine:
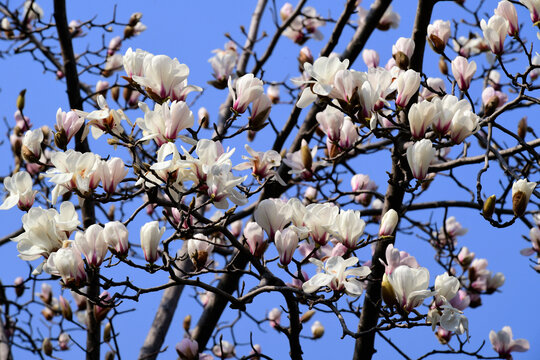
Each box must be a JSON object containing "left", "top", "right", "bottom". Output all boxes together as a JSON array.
[
  {"left": 22, "top": 129, "right": 43, "bottom": 162},
  {"left": 302, "top": 256, "right": 371, "bottom": 296},
  {"left": 140, "top": 221, "right": 165, "bottom": 264},
  {"left": 123, "top": 47, "right": 152, "bottom": 79},
  {"left": 406, "top": 139, "right": 435, "bottom": 180},
  {"left": 75, "top": 95, "right": 127, "bottom": 139},
  {"left": 254, "top": 198, "right": 292, "bottom": 239},
  {"left": 434, "top": 272, "right": 460, "bottom": 306},
  {"left": 384, "top": 265, "right": 434, "bottom": 312},
  {"left": 409, "top": 100, "right": 436, "bottom": 139},
  {"left": 102, "top": 221, "right": 129, "bottom": 256},
  {"left": 451, "top": 56, "right": 476, "bottom": 91},
  {"left": 481, "top": 15, "right": 508, "bottom": 55},
  {"left": 495, "top": 1, "right": 519, "bottom": 35},
  {"left": 379, "top": 209, "right": 398, "bottom": 236},
  {"left": 74, "top": 224, "right": 108, "bottom": 267},
  {"left": 0, "top": 171, "right": 36, "bottom": 211},
  {"left": 46, "top": 245, "right": 86, "bottom": 286},
  {"left": 228, "top": 73, "right": 264, "bottom": 113},
  {"left": 393, "top": 69, "right": 421, "bottom": 107},
  {"left": 274, "top": 228, "right": 299, "bottom": 265},
  {"left": 187, "top": 234, "right": 214, "bottom": 269},
  {"left": 137, "top": 100, "right": 194, "bottom": 145},
  {"left": 303, "top": 203, "right": 339, "bottom": 245},
  {"left": 489, "top": 326, "right": 530, "bottom": 357},
  {"left": 101, "top": 157, "right": 128, "bottom": 195},
  {"left": 325, "top": 209, "right": 365, "bottom": 249},
  {"left": 512, "top": 179, "right": 537, "bottom": 216},
  {"left": 234, "top": 145, "right": 284, "bottom": 185}
]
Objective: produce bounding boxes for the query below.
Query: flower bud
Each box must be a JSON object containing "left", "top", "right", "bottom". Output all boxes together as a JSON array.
[
  {"left": 436, "top": 327, "right": 453, "bottom": 344},
  {"left": 105, "top": 351, "right": 116, "bottom": 360},
  {"left": 300, "top": 309, "right": 315, "bottom": 323},
  {"left": 14, "top": 277, "right": 24, "bottom": 297},
  {"left": 298, "top": 46, "right": 313, "bottom": 71},
  {"left": 379, "top": 209, "right": 398, "bottom": 236},
  {"left": 268, "top": 308, "right": 281, "bottom": 328},
  {"left": 512, "top": 179, "right": 537, "bottom": 217},
  {"left": 104, "top": 322, "right": 112, "bottom": 343},
  {"left": 311, "top": 320, "right": 324, "bottom": 339},
  {"left": 518, "top": 117, "right": 527, "bottom": 139},
  {"left": 187, "top": 234, "right": 214, "bottom": 270},
  {"left": 111, "top": 86, "right": 120, "bottom": 102},
  {"left": 183, "top": 314, "right": 191, "bottom": 333},
  {"left": 274, "top": 228, "right": 298, "bottom": 266},
  {"left": 267, "top": 85, "right": 280, "bottom": 104},
  {"left": 439, "top": 56, "right": 448, "bottom": 75},
  {"left": 244, "top": 222, "right": 267, "bottom": 257},
  {"left": 58, "top": 333, "right": 70, "bottom": 350},
  {"left": 483, "top": 195, "right": 496, "bottom": 219},
  {"left": 17, "top": 89, "right": 26, "bottom": 112},
  {"left": 59, "top": 295, "right": 72, "bottom": 321},
  {"left": 42, "top": 338, "right": 53, "bottom": 356},
  {"left": 40, "top": 283, "right": 53, "bottom": 304},
  {"left": 198, "top": 107, "right": 210, "bottom": 129},
  {"left": 140, "top": 221, "right": 165, "bottom": 264},
  {"left": 301, "top": 140, "right": 312, "bottom": 172}
]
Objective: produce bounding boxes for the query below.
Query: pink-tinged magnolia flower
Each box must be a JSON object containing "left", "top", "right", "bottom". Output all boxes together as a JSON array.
[
  {"left": 68, "top": 20, "right": 84, "bottom": 38},
  {"left": 123, "top": 48, "right": 152, "bottom": 79},
  {"left": 212, "top": 340, "right": 235, "bottom": 358},
  {"left": 282, "top": 139, "right": 322, "bottom": 179},
  {"left": 406, "top": 139, "right": 435, "bottom": 180},
  {"left": 137, "top": 100, "right": 194, "bottom": 145},
  {"left": 0, "top": 171, "right": 36, "bottom": 211},
  {"left": 489, "top": 326, "right": 530, "bottom": 358},
  {"left": 268, "top": 308, "right": 281, "bottom": 328},
  {"left": 379, "top": 209, "right": 398, "bottom": 236},
  {"left": 102, "top": 221, "right": 129, "bottom": 256},
  {"left": 331, "top": 69, "right": 365, "bottom": 104},
  {"left": 437, "top": 216, "right": 468, "bottom": 245},
  {"left": 427, "top": 20, "right": 451, "bottom": 52},
  {"left": 209, "top": 49, "right": 237, "bottom": 86},
  {"left": 420, "top": 77, "right": 446, "bottom": 100},
  {"left": 512, "top": 179, "right": 537, "bottom": 216},
  {"left": 317, "top": 106, "right": 344, "bottom": 142},
  {"left": 434, "top": 272, "right": 460, "bottom": 307},
  {"left": 243, "top": 222, "right": 266, "bottom": 257},
  {"left": 451, "top": 56, "right": 476, "bottom": 91},
  {"left": 58, "top": 333, "right": 70, "bottom": 350},
  {"left": 228, "top": 73, "right": 264, "bottom": 113},
  {"left": 431, "top": 95, "right": 466, "bottom": 135},
  {"left": 481, "top": 15, "right": 508, "bottom": 55},
  {"left": 384, "top": 265, "right": 434, "bottom": 312},
  {"left": 338, "top": 117, "right": 359, "bottom": 150},
  {"left": 187, "top": 234, "right": 214, "bottom": 269},
  {"left": 450, "top": 106, "right": 479, "bottom": 144},
  {"left": 46, "top": 245, "right": 86, "bottom": 286},
  {"left": 103, "top": 53, "right": 123, "bottom": 76},
  {"left": 75, "top": 95, "right": 126, "bottom": 140},
  {"left": 229, "top": 219, "right": 242, "bottom": 238},
  {"left": 326, "top": 209, "right": 366, "bottom": 249},
  {"left": 75, "top": 224, "right": 108, "bottom": 267},
  {"left": 107, "top": 36, "right": 122, "bottom": 56},
  {"left": 293, "top": 56, "right": 350, "bottom": 108},
  {"left": 521, "top": 0, "right": 540, "bottom": 24},
  {"left": 350, "top": 174, "right": 378, "bottom": 207},
  {"left": 520, "top": 227, "right": 540, "bottom": 256},
  {"left": 303, "top": 203, "right": 338, "bottom": 245},
  {"left": 302, "top": 256, "right": 371, "bottom": 296},
  {"left": 234, "top": 145, "right": 284, "bottom": 185},
  {"left": 55, "top": 108, "right": 85, "bottom": 149},
  {"left": 274, "top": 228, "right": 299, "bottom": 265},
  {"left": 449, "top": 289, "right": 471, "bottom": 310},
  {"left": 362, "top": 49, "right": 379, "bottom": 68},
  {"left": 176, "top": 338, "right": 199, "bottom": 360},
  {"left": 254, "top": 198, "right": 292, "bottom": 240},
  {"left": 358, "top": 4, "right": 400, "bottom": 30},
  {"left": 394, "top": 69, "right": 421, "bottom": 107},
  {"left": 495, "top": 1, "right": 519, "bottom": 35},
  {"left": 267, "top": 84, "right": 280, "bottom": 104},
  {"left": 132, "top": 54, "right": 202, "bottom": 102},
  {"left": 482, "top": 86, "right": 507, "bottom": 112},
  {"left": 427, "top": 304, "right": 469, "bottom": 336},
  {"left": 101, "top": 157, "right": 128, "bottom": 195},
  {"left": 205, "top": 164, "right": 248, "bottom": 210},
  {"left": 408, "top": 100, "right": 436, "bottom": 139},
  {"left": 14, "top": 110, "right": 32, "bottom": 132},
  {"left": 457, "top": 246, "right": 475, "bottom": 268},
  {"left": 95, "top": 80, "right": 109, "bottom": 95},
  {"left": 140, "top": 221, "right": 165, "bottom": 264},
  {"left": 380, "top": 244, "right": 419, "bottom": 275}
]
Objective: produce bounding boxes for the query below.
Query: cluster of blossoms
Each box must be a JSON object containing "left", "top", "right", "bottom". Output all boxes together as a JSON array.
[{"left": 280, "top": 3, "right": 325, "bottom": 44}]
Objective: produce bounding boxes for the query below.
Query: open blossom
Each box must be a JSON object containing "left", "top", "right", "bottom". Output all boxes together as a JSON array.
[
  {"left": 103, "top": 53, "right": 123, "bottom": 76},
  {"left": 206, "top": 164, "right": 248, "bottom": 209},
  {"left": 383, "top": 265, "right": 434, "bottom": 312},
  {"left": 495, "top": 1, "right": 519, "bottom": 35},
  {"left": 0, "top": 171, "right": 36, "bottom": 211},
  {"left": 380, "top": 244, "right": 419, "bottom": 275},
  {"left": 420, "top": 77, "right": 446, "bottom": 100},
  {"left": 512, "top": 179, "right": 537, "bottom": 216},
  {"left": 451, "top": 56, "right": 476, "bottom": 91},
  {"left": 408, "top": 100, "right": 436, "bottom": 139},
  {"left": 521, "top": 227, "right": 540, "bottom": 256},
  {"left": 450, "top": 106, "right": 479, "bottom": 144},
  {"left": 254, "top": 198, "right": 292, "bottom": 240},
  {"left": 358, "top": 4, "right": 400, "bottom": 30},
  {"left": 140, "top": 221, "right": 165, "bottom": 264},
  {"left": 481, "top": 15, "right": 508, "bottom": 55},
  {"left": 76, "top": 95, "right": 126, "bottom": 139},
  {"left": 489, "top": 326, "right": 530, "bottom": 358},
  {"left": 393, "top": 69, "right": 421, "bottom": 107},
  {"left": 176, "top": 338, "right": 199, "bottom": 360},
  {"left": 303, "top": 203, "right": 338, "bottom": 245},
  {"left": 437, "top": 216, "right": 468, "bottom": 245},
  {"left": 434, "top": 273, "right": 460, "bottom": 306},
  {"left": 281, "top": 4, "right": 324, "bottom": 43},
  {"left": 427, "top": 20, "right": 451, "bottom": 53},
  {"left": 362, "top": 49, "right": 379, "bottom": 68},
  {"left": 350, "top": 174, "right": 378, "bottom": 207},
  {"left": 406, "top": 139, "right": 435, "bottom": 180},
  {"left": 102, "top": 221, "right": 129, "bottom": 256},
  {"left": 428, "top": 304, "right": 469, "bottom": 336},
  {"left": 302, "top": 256, "right": 371, "bottom": 296},
  {"left": 228, "top": 73, "right": 264, "bottom": 113},
  {"left": 282, "top": 139, "right": 321, "bottom": 179},
  {"left": 431, "top": 95, "right": 468, "bottom": 134},
  {"left": 101, "top": 157, "right": 128, "bottom": 195},
  {"left": 234, "top": 145, "right": 284, "bottom": 185},
  {"left": 54, "top": 108, "right": 85, "bottom": 150},
  {"left": 317, "top": 106, "right": 344, "bottom": 142},
  {"left": 274, "top": 228, "right": 299, "bottom": 265},
  {"left": 208, "top": 49, "right": 237, "bottom": 88},
  {"left": 123, "top": 47, "right": 152, "bottom": 79},
  {"left": 293, "top": 56, "right": 350, "bottom": 108},
  {"left": 46, "top": 245, "right": 86, "bottom": 286},
  {"left": 137, "top": 100, "right": 194, "bottom": 145},
  {"left": 212, "top": 340, "right": 235, "bottom": 358},
  {"left": 326, "top": 209, "right": 365, "bottom": 249}
]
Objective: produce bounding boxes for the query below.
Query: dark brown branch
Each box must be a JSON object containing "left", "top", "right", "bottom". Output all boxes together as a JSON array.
[{"left": 237, "top": 0, "right": 268, "bottom": 75}]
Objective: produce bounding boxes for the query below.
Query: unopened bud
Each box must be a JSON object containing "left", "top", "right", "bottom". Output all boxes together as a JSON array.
[
  {"left": 54, "top": 129, "right": 68, "bottom": 151},
  {"left": 17, "top": 89, "right": 26, "bottom": 112},
  {"left": 300, "top": 310, "right": 315, "bottom": 323},
  {"left": 484, "top": 95, "right": 499, "bottom": 116},
  {"left": 298, "top": 46, "right": 313, "bottom": 72},
  {"left": 41, "top": 307, "right": 55, "bottom": 321},
  {"left": 128, "top": 12, "right": 143, "bottom": 26},
  {"left": 513, "top": 191, "right": 528, "bottom": 217},
  {"left": 111, "top": 86, "right": 120, "bottom": 102},
  {"left": 59, "top": 296, "right": 72, "bottom": 321},
  {"left": 107, "top": 205, "right": 115, "bottom": 220},
  {"left": 14, "top": 277, "right": 24, "bottom": 297},
  {"left": 311, "top": 320, "right": 324, "bottom": 339},
  {"left": 301, "top": 141, "right": 312, "bottom": 171},
  {"left": 381, "top": 273, "right": 397, "bottom": 308},
  {"left": 429, "top": 34, "right": 446, "bottom": 54},
  {"left": 247, "top": 130, "right": 256, "bottom": 142},
  {"left": 183, "top": 314, "right": 191, "bottom": 332},
  {"left": 123, "top": 25, "right": 135, "bottom": 39},
  {"left": 483, "top": 195, "right": 496, "bottom": 219},
  {"left": 518, "top": 117, "right": 527, "bottom": 139},
  {"left": 393, "top": 51, "right": 409, "bottom": 70},
  {"left": 198, "top": 107, "right": 209, "bottom": 129},
  {"left": 123, "top": 86, "right": 133, "bottom": 103},
  {"left": 104, "top": 322, "right": 112, "bottom": 343},
  {"left": 105, "top": 350, "right": 116, "bottom": 360},
  {"left": 42, "top": 338, "right": 53, "bottom": 356},
  {"left": 439, "top": 57, "right": 448, "bottom": 75}
]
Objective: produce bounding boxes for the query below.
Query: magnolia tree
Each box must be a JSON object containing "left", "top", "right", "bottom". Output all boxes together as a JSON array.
[{"left": 0, "top": 0, "right": 538, "bottom": 359}]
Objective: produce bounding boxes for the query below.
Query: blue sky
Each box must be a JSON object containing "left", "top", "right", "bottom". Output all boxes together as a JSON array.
[{"left": 0, "top": 0, "right": 539, "bottom": 359}]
